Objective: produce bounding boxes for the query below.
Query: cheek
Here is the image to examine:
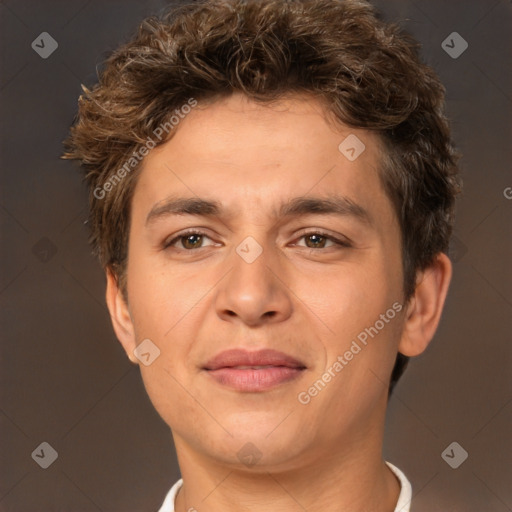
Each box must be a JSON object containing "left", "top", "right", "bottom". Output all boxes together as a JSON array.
[
  {"left": 126, "top": 250, "right": 193, "bottom": 335},
  {"left": 307, "top": 250, "right": 403, "bottom": 382},
  {"left": 126, "top": 261, "right": 204, "bottom": 423},
  {"left": 315, "top": 260, "right": 398, "bottom": 332}
]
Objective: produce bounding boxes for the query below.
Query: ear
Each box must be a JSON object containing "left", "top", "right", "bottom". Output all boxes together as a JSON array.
[
  {"left": 398, "top": 252, "right": 452, "bottom": 357},
  {"left": 105, "top": 267, "right": 139, "bottom": 365}
]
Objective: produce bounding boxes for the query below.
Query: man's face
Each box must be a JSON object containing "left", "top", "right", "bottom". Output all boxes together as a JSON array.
[{"left": 122, "top": 93, "right": 406, "bottom": 468}]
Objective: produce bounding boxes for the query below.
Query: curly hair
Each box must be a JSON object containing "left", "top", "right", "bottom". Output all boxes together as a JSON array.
[{"left": 62, "top": 0, "right": 462, "bottom": 393}]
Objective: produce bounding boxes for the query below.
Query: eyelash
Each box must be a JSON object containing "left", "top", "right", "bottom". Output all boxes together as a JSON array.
[{"left": 163, "top": 229, "right": 351, "bottom": 251}]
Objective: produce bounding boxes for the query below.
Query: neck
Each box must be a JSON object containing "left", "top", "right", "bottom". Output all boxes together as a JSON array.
[{"left": 172, "top": 423, "right": 400, "bottom": 512}]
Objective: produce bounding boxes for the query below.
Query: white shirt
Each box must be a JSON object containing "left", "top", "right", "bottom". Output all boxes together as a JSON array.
[{"left": 157, "top": 461, "right": 412, "bottom": 511}]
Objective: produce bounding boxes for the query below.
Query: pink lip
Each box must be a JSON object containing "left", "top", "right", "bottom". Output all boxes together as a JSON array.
[
  {"left": 204, "top": 348, "right": 306, "bottom": 371},
  {"left": 203, "top": 348, "right": 307, "bottom": 392}
]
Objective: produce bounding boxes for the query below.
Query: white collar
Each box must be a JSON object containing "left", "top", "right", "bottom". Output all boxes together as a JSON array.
[{"left": 157, "top": 461, "right": 412, "bottom": 512}]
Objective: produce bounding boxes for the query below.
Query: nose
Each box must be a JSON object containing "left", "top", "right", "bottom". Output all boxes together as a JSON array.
[{"left": 213, "top": 236, "right": 293, "bottom": 327}]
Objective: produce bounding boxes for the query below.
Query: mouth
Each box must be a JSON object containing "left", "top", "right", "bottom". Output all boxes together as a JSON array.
[{"left": 203, "top": 348, "right": 307, "bottom": 392}]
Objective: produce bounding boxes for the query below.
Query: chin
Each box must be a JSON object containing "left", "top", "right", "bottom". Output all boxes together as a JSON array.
[{"left": 206, "top": 435, "right": 305, "bottom": 472}]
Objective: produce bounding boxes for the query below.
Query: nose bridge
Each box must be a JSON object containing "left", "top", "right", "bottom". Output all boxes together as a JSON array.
[
  {"left": 227, "top": 199, "right": 279, "bottom": 273},
  {"left": 231, "top": 231, "right": 279, "bottom": 292},
  {"left": 214, "top": 227, "right": 293, "bottom": 324}
]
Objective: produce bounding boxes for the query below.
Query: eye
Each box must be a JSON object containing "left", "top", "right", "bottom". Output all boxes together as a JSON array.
[
  {"left": 162, "top": 229, "right": 351, "bottom": 252},
  {"left": 163, "top": 230, "right": 215, "bottom": 250},
  {"left": 293, "top": 231, "right": 351, "bottom": 250}
]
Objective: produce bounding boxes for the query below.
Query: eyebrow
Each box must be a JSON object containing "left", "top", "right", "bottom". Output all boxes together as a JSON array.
[{"left": 145, "top": 194, "right": 373, "bottom": 227}]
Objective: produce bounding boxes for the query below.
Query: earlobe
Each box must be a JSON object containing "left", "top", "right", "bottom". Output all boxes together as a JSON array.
[
  {"left": 398, "top": 252, "right": 453, "bottom": 357},
  {"left": 105, "top": 268, "right": 139, "bottom": 365}
]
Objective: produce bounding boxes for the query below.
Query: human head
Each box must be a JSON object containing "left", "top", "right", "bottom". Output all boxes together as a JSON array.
[{"left": 62, "top": 0, "right": 460, "bottom": 396}]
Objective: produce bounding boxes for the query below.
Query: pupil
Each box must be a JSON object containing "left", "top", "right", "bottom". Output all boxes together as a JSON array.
[
  {"left": 185, "top": 234, "right": 201, "bottom": 248},
  {"left": 308, "top": 235, "right": 324, "bottom": 248}
]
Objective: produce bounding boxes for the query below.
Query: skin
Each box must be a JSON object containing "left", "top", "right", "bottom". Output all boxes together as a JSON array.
[{"left": 106, "top": 93, "right": 452, "bottom": 512}]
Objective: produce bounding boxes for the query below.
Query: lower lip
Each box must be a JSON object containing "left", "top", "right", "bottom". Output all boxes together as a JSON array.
[{"left": 205, "top": 367, "right": 305, "bottom": 392}]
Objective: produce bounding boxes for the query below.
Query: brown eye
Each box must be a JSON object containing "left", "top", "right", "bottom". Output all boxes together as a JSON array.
[
  {"left": 294, "top": 231, "right": 351, "bottom": 250},
  {"left": 304, "top": 234, "right": 329, "bottom": 249},
  {"left": 164, "top": 230, "right": 214, "bottom": 250},
  {"left": 180, "top": 233, "right": 204, "bottom": 249}
]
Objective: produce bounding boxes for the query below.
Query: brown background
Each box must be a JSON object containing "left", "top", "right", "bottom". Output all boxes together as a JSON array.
[{"left": 1, "top": 0, "right": 511, "bottom": 510}]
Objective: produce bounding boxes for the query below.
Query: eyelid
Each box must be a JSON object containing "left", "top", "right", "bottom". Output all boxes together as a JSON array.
[
  {"left": 163, "top": 227, "right": 352, "bottom": 251},
  {"left": 162, "top": 228, "right": 216, "bottom": 249},
  {"left": 292, "top": 228, "right": 352, "bottom": 247}
]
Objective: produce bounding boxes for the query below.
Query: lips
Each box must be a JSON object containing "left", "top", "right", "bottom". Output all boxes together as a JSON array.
[
  {"left": 203, "top": 348, "right": 306, "bottom": 371},
  {"left": 203, "top": 348, "right": 307, "bottom": 392}
]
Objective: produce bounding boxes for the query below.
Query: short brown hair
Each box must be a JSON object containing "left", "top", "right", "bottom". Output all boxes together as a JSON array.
[{"left": 62, "top": 0, "right": 462, "bottom": 392}]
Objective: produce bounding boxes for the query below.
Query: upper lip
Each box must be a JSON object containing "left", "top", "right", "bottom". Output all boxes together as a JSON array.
[{"left": 203, "top": 348, "right": 306, "bottom": 371}]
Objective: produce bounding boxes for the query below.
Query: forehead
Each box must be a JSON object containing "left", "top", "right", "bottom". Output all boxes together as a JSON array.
[{"left": 132, "top": 93, "right": 396, "bottom": 231}]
